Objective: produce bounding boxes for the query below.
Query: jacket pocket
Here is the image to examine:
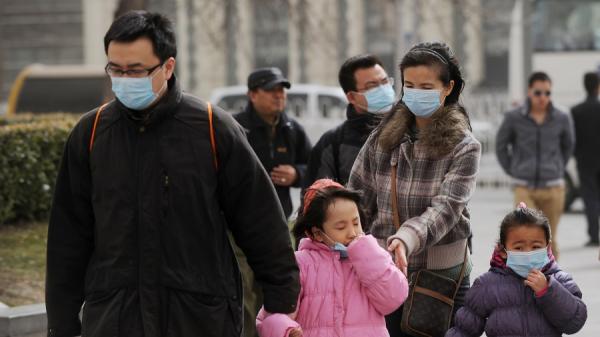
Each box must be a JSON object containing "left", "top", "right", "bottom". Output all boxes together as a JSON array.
[
  {"left": 166, "top": 289, "right": 232, "bottom": 337},
  {"left": 81, "top": 288, "right": 124, "bottom": 337}
]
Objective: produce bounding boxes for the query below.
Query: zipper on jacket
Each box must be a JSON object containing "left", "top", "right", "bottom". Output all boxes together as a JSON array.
[
  {"left": 523, "top": 285, "right": 529, "bottom": 336},
  {"left": 135, "top": 130, "right": 144, "bottom": 292},
  {"left": 162, "top": 170, "right": 169, "bottom": 217},
  {"left": 268, "top": 125, "right": 275, "bottom": 160},
  {"left": 163, "top": 172, "right": 169, "bottom": 189},
  {"left": 534, "top": 126, "right": 541, "bottom": 188}
]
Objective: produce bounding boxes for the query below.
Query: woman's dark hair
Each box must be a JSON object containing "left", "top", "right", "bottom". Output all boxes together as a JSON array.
[
  {"left": 104, "top": 11, "right": 177, "bottom": 63},
  {"left": 399, "top": 41, "right": 465, "bottom": 106},
  {"left": 373, "top": 42, "right": 470, "bottom": 140},
  {"left": 499, "top": 206, "right": 551, "bottom": 247},
  {"left": 292, "top": 187, "right": 365, "bottom": 244},
  {"left": 338, "top": 54, "right": 384, "bottom": 93},
  {"left": 583, "top": 72, "right": 599, "bottom": 96}
]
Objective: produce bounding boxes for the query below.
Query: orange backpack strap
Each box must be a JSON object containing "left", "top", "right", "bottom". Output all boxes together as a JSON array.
[
  {"left": 207, "top": 102, "right": 218, "bottom": 171},
  {"left": 89, "top": 103, "right": 109, "bottom": 152}
]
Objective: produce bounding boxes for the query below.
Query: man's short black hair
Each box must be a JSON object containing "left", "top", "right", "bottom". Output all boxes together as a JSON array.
[
  {"left": 528, "top": 71, "right": 552, "bottom": 87},
  {"left": 338, "top": 54, "right": 384, "bottom": 93},
  {"left": 583, "top": 72, "right": 599, "bottom": 96},
  {"left": 104, "top": 11, "right": 177, "bottom": 62}
]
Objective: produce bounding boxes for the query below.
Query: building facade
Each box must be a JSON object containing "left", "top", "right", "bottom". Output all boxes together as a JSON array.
[{"left": 0, "top": 0, "right": 486, "bottom": 103}]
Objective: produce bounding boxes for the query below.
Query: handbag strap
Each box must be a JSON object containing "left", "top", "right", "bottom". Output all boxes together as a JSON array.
[{"left": 391, "top": 162, "right": 401, "bottom": 230}]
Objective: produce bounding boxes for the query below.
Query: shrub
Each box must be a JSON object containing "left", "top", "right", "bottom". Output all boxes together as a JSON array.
[{"left": 0, "top": 114, "right": 79, "bottom": 224}]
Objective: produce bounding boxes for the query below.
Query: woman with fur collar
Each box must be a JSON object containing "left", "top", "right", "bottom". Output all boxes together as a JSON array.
[{"left": 348, "top": 42, "right": 481, "bottom": 337}]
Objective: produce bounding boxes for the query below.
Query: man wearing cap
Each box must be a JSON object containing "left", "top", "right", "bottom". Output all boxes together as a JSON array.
[
  {"left": 235, "top": 67, "right": 312, "bottom": 218},
  {"left": 233, "top": 67, "right": 310, "bottom": 337}
]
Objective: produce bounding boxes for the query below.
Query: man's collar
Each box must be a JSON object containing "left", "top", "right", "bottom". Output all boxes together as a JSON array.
[{"left": 522, "top": 99, "right": 555, "bottom": 117}]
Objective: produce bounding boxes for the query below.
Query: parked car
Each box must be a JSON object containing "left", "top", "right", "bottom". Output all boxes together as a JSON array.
[
  {"left": 210, "top": 84, "right": 348, "bottom": 143},
  {"left": 6, "top": 64, "right": 106, "bottom": 115}
]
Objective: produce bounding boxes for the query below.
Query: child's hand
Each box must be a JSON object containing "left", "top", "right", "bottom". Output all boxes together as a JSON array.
[
  {"left": 289, "top": 327, "right": 303, "bottom": 337},
  {"left": 524, "top": 269, "right": 548, "bottom": 293}
]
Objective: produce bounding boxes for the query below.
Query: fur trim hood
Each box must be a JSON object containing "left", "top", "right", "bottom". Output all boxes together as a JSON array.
[{"left": 378, "top": 104, "right": 471, "bottom": 157}]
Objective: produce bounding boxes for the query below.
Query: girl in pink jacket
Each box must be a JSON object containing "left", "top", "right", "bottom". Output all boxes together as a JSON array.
[{"left": 257, "top": 179, "right": 409, "bottom": 337}]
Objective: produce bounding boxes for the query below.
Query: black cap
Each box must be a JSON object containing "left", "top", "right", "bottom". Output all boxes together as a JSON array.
[{"left": 247, "top": 67, "right": 291, "bottom": 90}]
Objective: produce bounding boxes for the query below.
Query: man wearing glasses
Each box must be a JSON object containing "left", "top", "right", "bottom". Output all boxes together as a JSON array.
[
  {"left": 45, "top": 11, "right": 299, "bottom": 337},
  {"left": 305, "top": 54, "right": 395, "bottom": 188},
  {"left": 496, "top": 71, "right": 575, "bottom": 259}
]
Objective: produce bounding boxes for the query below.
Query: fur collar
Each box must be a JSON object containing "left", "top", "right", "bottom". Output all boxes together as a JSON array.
[{"left": 378, "top": 104, "right": 471, "bottom": 157}]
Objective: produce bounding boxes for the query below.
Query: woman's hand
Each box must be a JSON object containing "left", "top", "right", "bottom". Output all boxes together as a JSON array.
[
  {"left": 387, "top": 238, "right": 408, "bottom": 275},
  {"left": 289, "top": 327, "right": 303, "bottom": 337}
]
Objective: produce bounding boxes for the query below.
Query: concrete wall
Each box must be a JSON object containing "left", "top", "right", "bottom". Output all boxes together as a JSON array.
[{"left": 0, "top": 304, "right": 46, "bottom": 337}]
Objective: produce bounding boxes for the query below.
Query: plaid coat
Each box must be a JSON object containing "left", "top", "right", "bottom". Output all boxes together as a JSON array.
[{"left": 348, "top": 104, "right": 481, "bottom": 271}]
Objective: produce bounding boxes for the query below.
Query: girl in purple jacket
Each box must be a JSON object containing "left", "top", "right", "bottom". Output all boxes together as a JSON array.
[
  {"left": 447, "top": 203, "right": 587, "bottom": 336},
  {"left": 256, "top": 179, "right": 408, "bottom": 337}
]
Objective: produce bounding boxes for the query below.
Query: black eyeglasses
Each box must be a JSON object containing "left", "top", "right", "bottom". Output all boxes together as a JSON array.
[
  {"left": 105, "top": 63, "right": 163, "bottom": 78},
  {"left": 533, "top": 90, "right": 551, "bottom": 97}
]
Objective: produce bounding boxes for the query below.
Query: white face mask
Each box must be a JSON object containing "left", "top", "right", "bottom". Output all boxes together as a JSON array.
[
  {"left": 111, "top": 66, "right": 165, "bottom": 110},
  {"left": 358, "top": 83, "right": 396, "bottom": 113},
  {"left": 402, "top": 87, "right": 442, "bottom": 118}
]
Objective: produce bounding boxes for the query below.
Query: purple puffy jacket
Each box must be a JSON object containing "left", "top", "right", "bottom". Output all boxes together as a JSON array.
[{"left": 446, "top": 258, "right": 587, "bottom": 337}]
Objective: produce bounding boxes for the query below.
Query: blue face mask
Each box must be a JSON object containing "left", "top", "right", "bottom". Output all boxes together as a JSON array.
[
  {"left": 111, "top": 70, "right": 164, "bottom": 110},
  {"left": 402, "top": 87, "right": 442, "bottom": 118},
  {"left": 320, "top": 231, "right": 349, "bottom": 259},
  {"left": 332, "top": 242, "right": 349, "bottom": 259},
  {"left": 361, "top": 83, "right": 396, "bottom": 113},
  {"left": 506, "top": 247, "right": 550, "bottom": 278}
]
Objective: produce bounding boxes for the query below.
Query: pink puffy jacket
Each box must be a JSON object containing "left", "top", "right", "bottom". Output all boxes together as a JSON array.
[{"left": 256, "top": 235, "right": 408, "bottom": 337}]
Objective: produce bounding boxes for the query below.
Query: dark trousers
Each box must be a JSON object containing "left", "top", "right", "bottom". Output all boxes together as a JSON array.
[
  {"left": 385, "top": 275, "right": 470, "bottom": 337},
  {"left": 578, "top": 164, "right": 600, "bottom": 243}
]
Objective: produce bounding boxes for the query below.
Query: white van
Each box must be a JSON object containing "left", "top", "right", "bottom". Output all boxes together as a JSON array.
[{"left": 209, "top": 84, "right": 348, "bottom": 143}]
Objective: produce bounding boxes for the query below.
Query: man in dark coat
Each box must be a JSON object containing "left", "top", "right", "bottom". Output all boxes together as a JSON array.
[
  {"left": 234, "top": 68, "right": 311, "bottom": 219},
  {"left": 496, "top": 72, "right": 575, "bottom": 259},
  {"left": 305, "top": 54, "right": 394, "bottom": 187},
  {"left": 45, "top": 11, "right": 299, "bottom": 337},
  {"left": 571, "top": 72, "right": 600, "bottom": 246}
]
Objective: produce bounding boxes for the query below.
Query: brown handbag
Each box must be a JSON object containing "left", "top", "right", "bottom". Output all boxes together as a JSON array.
[{"left": 390, "top": 162, "right": 467, "bottom": 337}]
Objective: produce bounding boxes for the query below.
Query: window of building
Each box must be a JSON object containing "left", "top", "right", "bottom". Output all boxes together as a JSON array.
[
  {"left": 287, "top": 93, "right": 308, "bottom": 118},
  {"left": 533, "top": 0, "right": 600, "bottom": 51},
  {"left": 318, "top": 94, "right": 346, "bottom": 119}
]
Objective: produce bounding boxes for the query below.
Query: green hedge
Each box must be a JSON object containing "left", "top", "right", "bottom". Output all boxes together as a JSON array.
[{"left": 0, "top": 114, "right": 79, "bottom": 225}]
